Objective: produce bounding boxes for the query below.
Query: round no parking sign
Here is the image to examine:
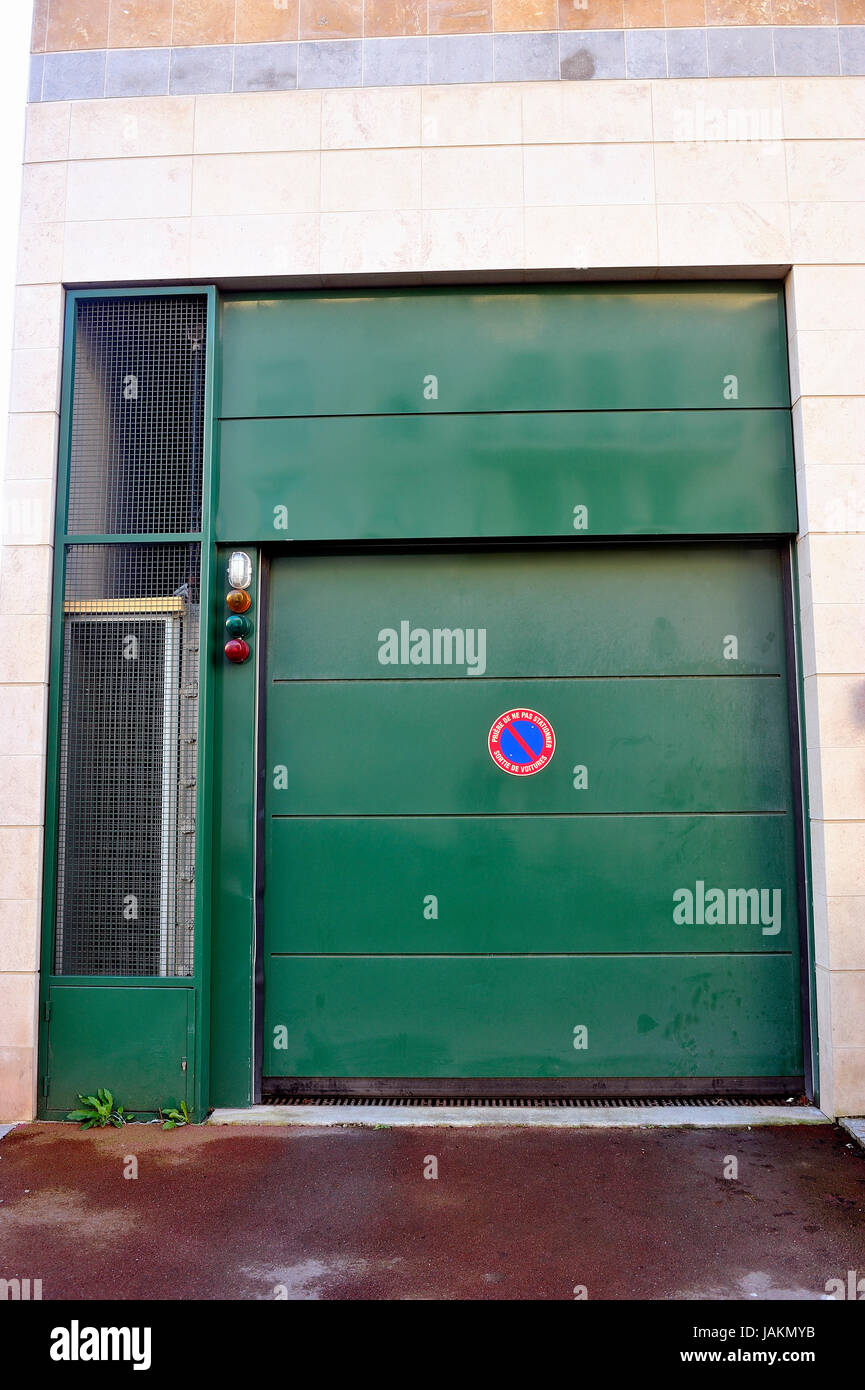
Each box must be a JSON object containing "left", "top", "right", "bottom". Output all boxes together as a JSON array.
[{"left": 488, "top": 708, "right": 556, "bottom": 776}]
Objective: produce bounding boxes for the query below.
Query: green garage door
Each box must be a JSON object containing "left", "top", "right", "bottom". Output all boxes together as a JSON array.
[{"left": 263, "top": 543, "right": 803, "bottom": 1087}]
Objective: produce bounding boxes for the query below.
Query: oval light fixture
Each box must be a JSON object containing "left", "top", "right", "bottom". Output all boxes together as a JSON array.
[{"left": 227, "top": 551, "right": 253, "bottom": 590}]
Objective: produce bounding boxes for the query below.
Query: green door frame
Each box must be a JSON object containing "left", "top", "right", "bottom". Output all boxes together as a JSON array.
[
  {"left": 37, "top": 284, "right": 220, "bottom": 1120},
  {"left": 36, "top": 281, "right": 819, "bottom": 1114}
]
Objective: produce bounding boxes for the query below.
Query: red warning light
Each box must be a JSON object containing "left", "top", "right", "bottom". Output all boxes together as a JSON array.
[{"left": 224, "top": 638, "right": 250, "bottom": 664}]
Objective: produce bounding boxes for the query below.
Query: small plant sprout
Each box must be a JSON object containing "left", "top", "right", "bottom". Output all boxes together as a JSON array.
[
  {"left": 159, "top": 1101, "right": 191, "bottom": 1130},
  {"left": 67, "top": 1089, "right": 134, "bottom": 1129}
]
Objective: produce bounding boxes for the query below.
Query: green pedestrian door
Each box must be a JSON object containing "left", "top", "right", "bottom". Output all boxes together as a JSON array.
[{"left": 263, "top": 544, "right": 803, "bottom": 1088}]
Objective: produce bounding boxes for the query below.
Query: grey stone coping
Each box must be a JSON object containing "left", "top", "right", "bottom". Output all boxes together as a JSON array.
[
  {"left": 209, "top": 1104, "right": 831, "bottom": 1129},
  {"left": 839, "top": 1116, "right": 865, "bottom": 1152},
  {"left": 27, "top": 27, "right": 865, "bottom": 102}
]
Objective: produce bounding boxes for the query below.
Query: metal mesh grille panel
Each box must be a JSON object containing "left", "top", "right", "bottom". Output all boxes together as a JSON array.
[
  {"left": 55, "top": 544, "right": 200, "bottom": 977},
  {"left": 68, "top": 296, "right": 207, "bottom": 536}
]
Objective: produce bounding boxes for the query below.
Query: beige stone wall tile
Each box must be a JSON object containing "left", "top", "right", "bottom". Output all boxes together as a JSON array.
[
  {"left": 821, "top": 820, "right": 865, "bottom": 897},
  {"left": 0, "top": 687, "right": 48, "bottom": 759},
  {"left": 0, "top": 758, "right": 44, "bottom": 829},
  {"left": 807, "top": 533, "right": 865, "bottom": 606},
  {"left": 421, "top": 84, "right": 520, "bottom": 146},
  {"left": 189, "top": 212, "right": 320, "bottom": 276},
  {"left": 0, "top": 617, "right": 49, "bottom": 687},
  {"left": 830, "top": 1047, "right": 865, "bottom": 1116},
  {"left": 782, "top": 78, "right": 865, "bottom": 141},
  {"left": 787, "top": 141, "right": 865, "bottom": 205},
  {"left": 194, "top": 92, "right": 322, "bottom": 155},
  {"left": 69, "top": 97, "right": 196, "bottom": 159},
  {"left": 0, "top": 828, "right": 43, "bottom": 901},
  {"left": 422, "top": 146, "right": 522, "bottom": 209},
  {"left": 0, "top": 1047, "right": 36, "bottom": 1123},
  {"left": 522, "top": 81, "right": 652, "bottom": 145},
  {"left": 321, "top": 149, "right": 420, "bottom": 212},
  {"left": 652, "top": 78, "right": 784, "bottom": 143},
  {"left": 807, "top": 605, "right": 865, "bottom": 677},
  {"left": 9, "top": 351, "right": 61, "bottom": 417},
  {"left": 790, "top": 330, "right": 865, "bottom": 400},
  {"left": 16, "top": 224, "right": 64, "bottom": 286},
  {"left": 0, "top": 973, "right": 38, "bottom": 1050},
  {"left": 320, "top": 210, "right": 422, "bottom": 273},
  {"left": 0, "top": 901, "right": 40, "bottom": 974},
  {"left": 657, "top": 202, "right": 791, "bottom": 266},
  {"left": 323, "top": 87, "right": 421, "bottom": 150},
  {"left": 66, "top": 157, "right": 193, "bottom": 222},
  {"left": 20, "top": 164, "right": 67, "bottom": 225},
  {"left": 827, "top": 972, "right": 865, "bottom": 1049},
  {"left": 791, "top": 203, "right": 865, "bottom": 263},
  {"left": 63, "top": 218, "right": 192, "bottom": 281},
  {"left": 194, "top": 152, "right": 321, "bottom": 216},
  {"left": 0, "top": 547, "right": 54, "bottom": 615},
  {"left": 787, "top": 267, "right": 865, "bottom": 338},
  {"left": 805, "top": 675, "right": 865, "bottom": 750},
  {"left": 815, "top": 748, "right": 865, "bottom": 821},
  {"left": 422, "top": 208, "right": 524, "bottom": 271},
  {"left": 24, "top": 103, "right": 71, "bottom": 164},
  {"left": 819, "top": 899, "right": 865, "bottom": 971},
  {"left": 794, "top": 397, "right": 865, "bottom": 471},
  {"left": 4, "top": 415, "right": 59, "bottom": 484},
  {"left": 655, "top": 139, "right": 787, "bottom": 204},
  {"left": 1, "top": 480, "right": 54, "bottom": 549},
  {"left": 524, "top": 143, "right": 654, "bottom": 206},
  {"left": 13, "top": 285, "right": 64, "bottom": 352},
  {"left": 525, "top": 204, "right": 658, "bottom": 268}
]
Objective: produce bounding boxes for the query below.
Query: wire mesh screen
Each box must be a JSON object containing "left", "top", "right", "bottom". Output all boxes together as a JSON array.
[
  {"left": 55, "top": 544, "right": 200, "bottom": 977},
  {"left": 67, "top": 296, "right": 208, "bottom": 536}
]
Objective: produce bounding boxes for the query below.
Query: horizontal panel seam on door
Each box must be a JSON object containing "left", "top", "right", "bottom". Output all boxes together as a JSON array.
[
  {"left": 266, "top": 952, "right": 796, "bottom": 960},
  {"left": 271, "top": 675, "right": 785, "bottom": 684},
  {"left": 270, "top": 811, "right": 790, "bottom": 819},
  {"left": 219, "top": 408, "right": 793, "bottom": 422}
]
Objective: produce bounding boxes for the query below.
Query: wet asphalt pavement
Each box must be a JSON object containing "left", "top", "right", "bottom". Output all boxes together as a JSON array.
[{"left": 1, "top": 1121, "right": 864, "bottom": 1301}]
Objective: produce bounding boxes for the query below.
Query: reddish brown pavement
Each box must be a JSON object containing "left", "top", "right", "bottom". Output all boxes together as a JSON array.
[{"left": 1, "top": 1122, "right": 864, "bottom": 1301}]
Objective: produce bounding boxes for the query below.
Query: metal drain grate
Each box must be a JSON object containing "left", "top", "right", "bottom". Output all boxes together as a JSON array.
[{"left": 262, "top": 1094, "right": 804, "bottom": 1109}]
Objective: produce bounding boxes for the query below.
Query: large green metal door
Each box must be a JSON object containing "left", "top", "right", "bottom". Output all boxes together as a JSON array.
[{"left": 262, "top": 543, "right": 803, "bottom": 1087}]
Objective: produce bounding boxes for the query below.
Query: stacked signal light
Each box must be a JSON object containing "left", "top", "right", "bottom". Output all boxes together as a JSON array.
[{"left": 224, "top": 552, "right": 253, "bottom": 663}]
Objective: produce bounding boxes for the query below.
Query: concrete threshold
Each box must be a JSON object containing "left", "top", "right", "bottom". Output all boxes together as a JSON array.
[
  {"left": 840, "top": 1116, "right": 865, "bottom": 1151},
  {"left": 209, "top": 1103, "right": 829, "bottom": 1129}
]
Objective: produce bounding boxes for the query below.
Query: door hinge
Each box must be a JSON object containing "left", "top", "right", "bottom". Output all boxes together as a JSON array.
[
  {"left": 42, "top": 1074, "right": 50, "bottom": 1097},
  {"left": 43, "top": 1000, "right": 51, "bottom": 1022}
]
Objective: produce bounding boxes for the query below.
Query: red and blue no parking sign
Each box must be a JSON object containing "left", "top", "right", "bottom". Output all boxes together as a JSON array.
[{"left": 488, "top": 708, "right": 555, "bottom": 776}]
